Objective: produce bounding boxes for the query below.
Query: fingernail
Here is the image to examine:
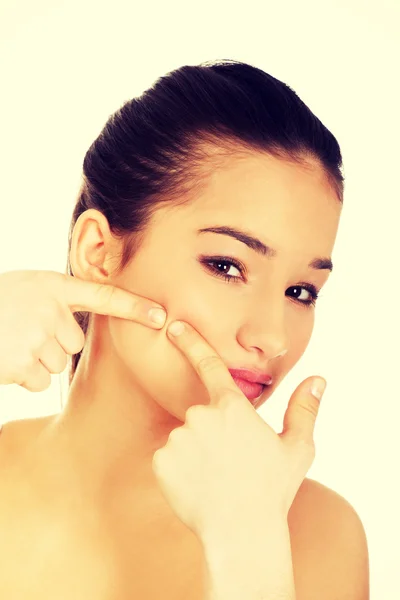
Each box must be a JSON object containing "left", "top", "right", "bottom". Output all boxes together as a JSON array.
[
  {"left": 311, "top": 378, "right": 326, "bottom": 400},
  {"left": 168, "top": 321, "right": 185, "bottom": 336},
  {"left": 148, "top": 308, "right": 167, "bottom": 326}
]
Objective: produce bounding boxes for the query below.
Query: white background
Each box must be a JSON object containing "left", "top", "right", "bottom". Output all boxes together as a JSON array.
[{"left": 0, "top": 1, "right": 399, "bottom": 597}]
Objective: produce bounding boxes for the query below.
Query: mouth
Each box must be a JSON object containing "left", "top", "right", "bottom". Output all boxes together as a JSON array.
[{"left": 231, "top": 376, "right": 270, "bottom": 403}]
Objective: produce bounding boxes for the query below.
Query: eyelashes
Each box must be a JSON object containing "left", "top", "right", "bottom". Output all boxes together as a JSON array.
[{"left": 198, "top": 255, "right": 320, "bottom": 308}]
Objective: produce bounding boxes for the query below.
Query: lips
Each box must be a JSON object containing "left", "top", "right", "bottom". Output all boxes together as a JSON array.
[
  {"left": 228, "top": 368, "right": 273, "bottom": 403},
  {"left": 228, "top": 368, "right": 273, "bottom": 385},
  {"left": 231, "top": 376, "right": 265, "bottom": 401}
]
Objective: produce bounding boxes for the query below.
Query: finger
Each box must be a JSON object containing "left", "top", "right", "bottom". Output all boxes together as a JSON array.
[
  {"left": 63, "top": 275, "right": 167, "bottom": 328},
  {"left": 38, "top": 338, "right": 68, "bottom": 374},
  {"left": 281, "top": 376, "right": 326, "bottom": 445},
  {"left": 19, "top": 361, "right": 52, "bottom": 393},
  {"left": 166, "top": 320, "right": 242, "bottom": 405},
  {"left": 55, "top": 307, "right": 86, "bottom": 355}
]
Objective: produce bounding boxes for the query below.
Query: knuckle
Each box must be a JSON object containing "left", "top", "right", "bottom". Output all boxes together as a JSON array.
[
  {"left": 99, "top": 284, "right": 117, "bottom": 306},
  {"left": 217, "top": 388, "right": 237, "bottom": 408},
  {"left": 128, "top": 294, "right": 140, "bottom": 313},
  {"left": 152, "top": 448, "right": 166, "bottom": 472},
  {"left": 185, "top": 403, "right": 207, "bottom": 423},
  {"left": 35, "top": 295, "right": 55, "bottom": 315},
  {"left": 76, "top": 340, "right": 85, "bottom": 356},
  {"left": 70, "top": 323, "right": 86, "bottom": 351},
  {"left": 298, "top": 401, "right": 319, "bottom": 420},
  {"left": 167, "top": 425, "right": 186, "bottom": 444},
  {"left": 29, "top": 328, "right": 49, "bottom": 353},
  {"left": 219, "top": 386, "right": 239, "bottom": 399},
  {"left": 58, "top": 309, "right": 87, "bottom": 353},
  {"left": 21, "top": 352, "right": 37, "bottom": 371},
  {"left": 196, "top": 354, "right": 221, "bottom": 374}
]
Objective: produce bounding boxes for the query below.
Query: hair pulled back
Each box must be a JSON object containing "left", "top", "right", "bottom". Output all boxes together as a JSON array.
[{"left": 66, "top": 58, "right": 344, "bottom": 385}]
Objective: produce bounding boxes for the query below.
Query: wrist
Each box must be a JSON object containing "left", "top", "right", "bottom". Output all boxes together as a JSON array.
[
  {"left": 200, "top": 512, "right": 289, "bottom": 554},
  {"left": 201, "top": 518, "right": 296, "bottom": 600}
]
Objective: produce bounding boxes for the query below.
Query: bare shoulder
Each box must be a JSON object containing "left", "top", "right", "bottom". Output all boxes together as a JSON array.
[
  {"left": 0, "top": 414, "right": 57, "bottom": 469},
  {"left": 290, "top": 476, "right": 367, "bottom": 531},
  {"left": 289, "top": 477, "right": 370, "bottom": 600}
]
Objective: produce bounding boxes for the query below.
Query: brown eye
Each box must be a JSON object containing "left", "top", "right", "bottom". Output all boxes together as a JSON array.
[
  {"left": 286, "top": 284, "right": 319, "bottom": 307},
  {"left": 200, "top": 256, "right": 244, "bottom": 284},
  {"left": 199, "top": 255, "right": 320, "bottom": 308}
]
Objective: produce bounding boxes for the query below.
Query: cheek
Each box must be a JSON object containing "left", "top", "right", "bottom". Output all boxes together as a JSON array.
[
  {"left": 284, "top": 317, "right": 314, "bottom": 370},
  {"left": 107, "top": 317, "right": 211, "bottom": 406},
  {"left": 108, "top": 260, "right": 217, "bottom": 379}
]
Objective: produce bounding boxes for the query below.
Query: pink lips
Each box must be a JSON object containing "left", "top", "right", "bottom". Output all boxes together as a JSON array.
[
  {"left": 228, "top": 369, "right": 273, "bottom": 402},
  {"left": 231, "top": 377, "right": 265, "bottom": 401},
  {"left": 228, "top": 369, "right": 273, "bottom": 385}
]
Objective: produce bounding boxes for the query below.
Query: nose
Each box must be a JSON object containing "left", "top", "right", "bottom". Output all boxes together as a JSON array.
[{"left": 237, "top": 296, "right": 289, "bottom": 360}]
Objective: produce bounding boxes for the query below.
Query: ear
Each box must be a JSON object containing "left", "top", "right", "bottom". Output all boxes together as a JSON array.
[{"left": 69, "top": 209, "right": 117, "bottom": 281}]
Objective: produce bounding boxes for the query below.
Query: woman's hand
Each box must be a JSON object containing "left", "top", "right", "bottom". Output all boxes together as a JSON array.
[
  {"left": 152, "top": 319, "right": 326, "bottom": 543},
  {"left": 0, "top": 270, "right": 167, "bottom": 392}
]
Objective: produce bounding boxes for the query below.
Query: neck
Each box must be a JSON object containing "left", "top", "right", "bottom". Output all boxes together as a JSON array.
[{"left": 42, "top": 335, "right": 183, "bottom": 500}]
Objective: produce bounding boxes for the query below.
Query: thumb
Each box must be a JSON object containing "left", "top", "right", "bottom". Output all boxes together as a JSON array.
[{"left": 281, "top": 377, "right": 327, "bottom": 444}]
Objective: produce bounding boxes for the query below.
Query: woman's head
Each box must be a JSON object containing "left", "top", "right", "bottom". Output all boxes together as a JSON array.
[{"left": 67, "top": 59, "right": 343, "bottom": 419}]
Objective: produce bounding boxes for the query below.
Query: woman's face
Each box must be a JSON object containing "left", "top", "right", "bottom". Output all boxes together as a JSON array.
[{"left": 95, "top": 153, "right": 341, "bottom": 420}]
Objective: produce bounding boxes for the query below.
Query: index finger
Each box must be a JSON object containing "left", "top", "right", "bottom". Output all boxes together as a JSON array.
[
  {"left": 167, "top": 320, "right": 242, "bottom": 404},
  {"left": 62, "top": 274, "right": 166, "bottom": 326}
]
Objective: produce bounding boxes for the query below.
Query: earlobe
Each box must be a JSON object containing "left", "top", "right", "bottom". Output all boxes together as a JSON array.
[{"left": 69, "top": 209, "right": 113, "bottom": 282}]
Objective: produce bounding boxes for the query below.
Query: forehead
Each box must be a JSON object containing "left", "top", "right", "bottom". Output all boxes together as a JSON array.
[
  {"left": 165, "top": 153, "right": 342, "bottom": 251},
  {"left": 194, "top": 153, "right": 338, "bottom": 214}
]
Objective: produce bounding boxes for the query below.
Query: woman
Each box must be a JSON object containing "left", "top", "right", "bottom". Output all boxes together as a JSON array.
[{"left": 0, "top": 59, "right": 369, "bottom": 599}]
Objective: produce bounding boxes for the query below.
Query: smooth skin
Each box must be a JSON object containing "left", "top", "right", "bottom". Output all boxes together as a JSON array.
[
  {"left": 153, "top": 318, "right": 326, "bottom": 599},
  {"left": 155, "top": 319, "right": 324, "bottom": 538},
  {"left": 0, "top": 269, "right": 167, "bottom": 391},
  {"left": 0, "top": 151, "right": 369, "bottom": 599}
]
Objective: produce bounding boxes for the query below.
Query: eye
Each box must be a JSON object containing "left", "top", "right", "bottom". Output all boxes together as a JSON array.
[
  {"left": 199, "top": 255, "right": 321, "bottom": 308},
  {"left": 287, "top": 284, "right": 320, "bottom": 307}
]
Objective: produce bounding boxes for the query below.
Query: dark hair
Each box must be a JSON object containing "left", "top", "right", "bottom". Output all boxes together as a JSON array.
[{"left": 66, "top": 58, "right": 344, "bottom": 386}]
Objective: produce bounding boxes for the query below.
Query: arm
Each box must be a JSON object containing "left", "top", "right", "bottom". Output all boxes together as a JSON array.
[{"left": 201, "top": 518, "right": 296, "bottom": 600}]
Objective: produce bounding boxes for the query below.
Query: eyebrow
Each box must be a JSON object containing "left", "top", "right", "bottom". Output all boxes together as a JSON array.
[{"left": 197, "top": 226, "right": 333, "bottom": 272}]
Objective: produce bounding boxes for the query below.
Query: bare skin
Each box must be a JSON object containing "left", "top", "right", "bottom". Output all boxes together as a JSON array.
[
  {"left": 0, "top": 416, "right": 367, "bottom": 600},
  {"left": 0, "top": 151, "right": 369, "bottom": 598}
]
